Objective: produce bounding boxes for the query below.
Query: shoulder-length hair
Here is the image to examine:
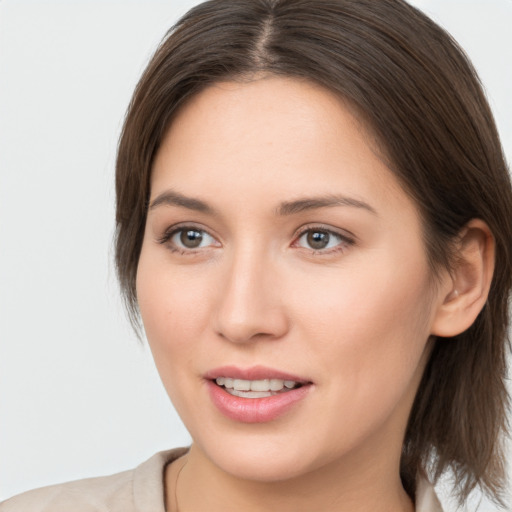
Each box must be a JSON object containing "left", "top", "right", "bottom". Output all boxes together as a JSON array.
[{"left": 115, "top": 0, "right": 512, "bottom": 505}]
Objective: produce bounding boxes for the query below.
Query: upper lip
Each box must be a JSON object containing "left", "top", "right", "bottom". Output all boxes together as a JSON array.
[{"left": 204, "top": 365, "right": 311, "bottom": 383}]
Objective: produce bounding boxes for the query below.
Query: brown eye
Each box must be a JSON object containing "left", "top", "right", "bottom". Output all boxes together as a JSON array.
[
  {"left": 167, "top": 227, "right": 217, "bottom": 251},
  {"left": 306, "top": 230, "right": 330, "bottom": 250},
  {"left": 296, "top": 228, "right": 349, "bottom": 252},
  {"left": 180, "top": 229, "right": 204, "bottom": 248}
]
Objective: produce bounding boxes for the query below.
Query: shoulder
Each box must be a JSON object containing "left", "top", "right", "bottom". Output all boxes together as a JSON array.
[
  {"left": 0, "top": 468, "right": 134, "bottom": 512},
  {"left": 415, "top": 474, "right": 444, "bottom": 512},
  {"left": 0, "top": 448, "right": 189, "bottom": 512}
]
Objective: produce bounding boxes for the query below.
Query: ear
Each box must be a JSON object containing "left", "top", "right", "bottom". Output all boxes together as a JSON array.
[{"left": 431, "top": 219, "right": 495, "bottom": 337}]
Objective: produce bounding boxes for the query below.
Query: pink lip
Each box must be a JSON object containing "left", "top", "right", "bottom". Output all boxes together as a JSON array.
[
  {"left": 204, "top": 365, "right": 309, "bottom": 383},
  {"left": 204, "top": 366, "right": 313, "bottom": 424}
]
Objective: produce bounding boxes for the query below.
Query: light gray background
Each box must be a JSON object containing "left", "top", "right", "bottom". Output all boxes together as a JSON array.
[{"left": 0, "top": 1, "right": 510, "bottom": 510}]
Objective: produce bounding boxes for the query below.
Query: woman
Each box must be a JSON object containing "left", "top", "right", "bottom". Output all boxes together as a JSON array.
[{"left": 2, "top": 0, "right": 511, "bottom": 511}]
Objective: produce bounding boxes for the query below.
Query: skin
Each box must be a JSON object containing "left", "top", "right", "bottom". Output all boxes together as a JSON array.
[{"left": 136, "top": 77, "right": 490, "bottom": 511}]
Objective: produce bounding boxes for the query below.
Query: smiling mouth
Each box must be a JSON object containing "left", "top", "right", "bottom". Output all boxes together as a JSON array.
[{"left": 214, "top": 377, "right": 304, "bottom": 398}]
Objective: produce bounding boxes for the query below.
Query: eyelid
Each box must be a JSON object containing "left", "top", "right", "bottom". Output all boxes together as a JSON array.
[
  {"left": 157, "top": 222, "right": 221, "bottom": 251},
  {"left": 294, "top": 223, "right": 355, "bottom": 240},
  {"left": 292, "top": 224, "right": 356, "bottom": 252},
  {"left": 156, "top": 222, "right": 355, "bottom": 255}
]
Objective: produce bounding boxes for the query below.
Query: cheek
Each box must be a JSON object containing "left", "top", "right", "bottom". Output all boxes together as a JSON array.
[
  {"left": 292, "top": 265, "right": 434, "bottom": 452},
  {"left": 296, "top": 256, "right": 433, "bottom": 343},
  {"left": 294, "top": 246, "right": 435, "bottom": 394},
  {"left": 136, "top": 252, "right": 211, "bottom": 418},
  {"left": 136, "top": 247, "right": 212, "bottom": 363}
]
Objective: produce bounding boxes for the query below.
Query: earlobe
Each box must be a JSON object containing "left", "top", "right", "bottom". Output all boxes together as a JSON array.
[{"left": 431, "top": 219, "right": 495, "bottom": 338}]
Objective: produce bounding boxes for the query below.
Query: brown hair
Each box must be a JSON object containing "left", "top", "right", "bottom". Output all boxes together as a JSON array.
[{"left": 115, "top": 0, "right": 512, "bottom": 505}]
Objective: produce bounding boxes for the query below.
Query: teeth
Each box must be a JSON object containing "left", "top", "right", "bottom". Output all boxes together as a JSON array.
[
  {"left": 270, "top": 379, "right": 284, "bottom": 391},
  {"left": 228, "top": 389, "right": 272, "bottom": 398},
  {"left": 233, "top": 379, "right": 251, "bottom": 391},
  {"left": 251, "top": 379, "right": 270, "bottom": 391},
  {"left": 215, "top": 377, "right": 298, "bottom": 393}
]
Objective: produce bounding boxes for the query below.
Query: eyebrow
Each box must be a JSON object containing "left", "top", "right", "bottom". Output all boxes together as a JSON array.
[
  {"left": 149, "top": 190, "right": 215, "bottom": 214},
  {"left": 149, "top": 189, "right": 377, "bottom": 216},
  {"left": 277, "top": 195, "right": 377, "bottom": 216}
]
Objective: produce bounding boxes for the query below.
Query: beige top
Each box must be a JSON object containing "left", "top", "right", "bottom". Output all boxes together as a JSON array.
[{"left": 0, "top": 447, "right": 443, "bottom": 512}]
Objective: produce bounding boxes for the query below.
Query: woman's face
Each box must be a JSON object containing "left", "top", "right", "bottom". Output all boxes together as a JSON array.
[{"left": 137, "top": 77, "right": 446, "bottom": 482}]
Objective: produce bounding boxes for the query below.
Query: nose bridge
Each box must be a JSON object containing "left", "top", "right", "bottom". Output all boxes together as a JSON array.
[{"left": 214, "top": 241, "right": 288, "bottom": 343}]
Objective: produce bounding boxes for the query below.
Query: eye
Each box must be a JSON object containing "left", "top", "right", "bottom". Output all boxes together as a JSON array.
[
  {"left": 295, "top": 228, "right": 352, "bottom": 252},
  {"left": 159, "top": 226, "right": 219, "bottom": 252}
]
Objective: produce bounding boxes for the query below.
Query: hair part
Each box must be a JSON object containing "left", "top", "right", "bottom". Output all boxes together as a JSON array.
[{"left": 115, "top": 0, "right": 512, "bottom": 505}]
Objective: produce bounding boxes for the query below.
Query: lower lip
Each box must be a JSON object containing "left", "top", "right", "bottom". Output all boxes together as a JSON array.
[{"left": 206, "top": 381, "right": 312, "bottom": 423}]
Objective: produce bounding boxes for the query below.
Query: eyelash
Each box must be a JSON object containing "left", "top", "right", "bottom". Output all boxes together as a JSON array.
[
  {"left": 157, "top": 224, "right": 218, "bottom": 255},
  {"left": 293, "top": 225, "right": 355, "bottom": 254},
  {"left": 157, "top": 224, "right": 355, "bottom": 256}
]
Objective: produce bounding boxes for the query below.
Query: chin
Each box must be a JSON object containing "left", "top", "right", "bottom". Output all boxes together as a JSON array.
[
  {"left": 191, "top": 427, "right": 336, "bottom": 483},
  {"left": 210, "top": 447, "right": 311, "bottom": 482}
]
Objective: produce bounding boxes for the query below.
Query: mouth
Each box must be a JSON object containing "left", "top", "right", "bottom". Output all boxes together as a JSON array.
[
  {"left": 213, "top": 377, "right": 304, "bottom": 399},
  {"left": 204, "top": 366, "right": 312, "bottom": 423}
]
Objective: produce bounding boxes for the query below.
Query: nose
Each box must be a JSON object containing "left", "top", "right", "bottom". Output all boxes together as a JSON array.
[{"left": 213, "top": 248, "right": 289, "bottom": 344}]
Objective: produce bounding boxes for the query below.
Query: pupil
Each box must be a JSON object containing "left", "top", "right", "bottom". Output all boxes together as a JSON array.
[
  {"left": 180, "top": 230, "right": 203, "bottom": 248},
  {"left": 307, "top": 231, "right": 329, "bottom": 249}
]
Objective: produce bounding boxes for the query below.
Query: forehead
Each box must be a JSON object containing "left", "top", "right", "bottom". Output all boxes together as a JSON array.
[
  {"left": 161, "top": 77, "right": 373, "bottom": 161},
  {"left": 151, "top": 76, "right": 415, "bottom": 220}
]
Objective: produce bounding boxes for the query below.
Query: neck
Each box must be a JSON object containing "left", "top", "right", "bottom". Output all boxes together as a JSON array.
[{"left": 169, "top": 441, "right": 414, "bottom": 512}]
